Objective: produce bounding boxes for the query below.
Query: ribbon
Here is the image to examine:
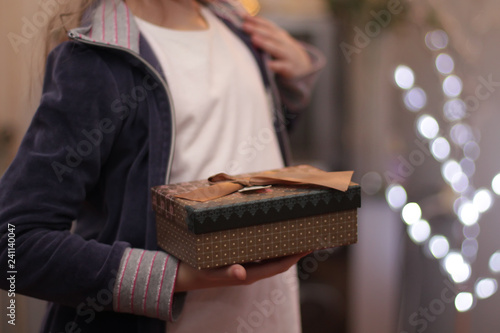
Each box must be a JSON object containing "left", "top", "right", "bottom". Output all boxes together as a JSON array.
[{"left": 175, "top": 169, "right": 354, "bottom": 202}]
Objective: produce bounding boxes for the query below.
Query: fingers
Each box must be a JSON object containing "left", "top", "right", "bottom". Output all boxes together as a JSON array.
[
  {"left": 241, "top": 15, "right": 313, "bottom": 79},
  {"left": 175, "top": 263, "right": 234, "bottom": 291},
  {"left": 251, "top": 35, "right": 287, "bottom": 59},
  {"left": 242, "top": 17, "right": 287, "bottom": 57},
  {"left": 244, "top": 15, "right": 279, "bottom": 31},
  {"left": 230, "top": 264, "right": 247, "bottom": 281},
  {"left": 175, "top": 263, "right": 200, "bottom": 292},
  {"left": 267, "top": 60, "right": 293, "bottom": 79},
  {"left": 175, "top": 263, "right": 249, "bottom": 292},
  {"left": 175, "top": 252, "right": 310, "bottom": 292},
  {"left": 242, "top": 18, "right": 282, "bottom": 44},
  {"left": 205, "top": 264, "right": 247, "bottom": 281},
  {"left": 244, "top": 252, "right": 309, "bottom": 283}
]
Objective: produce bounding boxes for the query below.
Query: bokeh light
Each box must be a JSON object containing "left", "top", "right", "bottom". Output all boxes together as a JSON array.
[
  {"left": 417, "top": 114, "right": 439, "bottom": 139},
  {"left": 431, "top": 137, "right": 451, "bottom": 161},
  {"left": 450, "top": 123, "right": 474, "bottom": 146},
  {"left": 408, "top": 219, "right": 431, "bottom": 243},
  {"left": 458, "top": 201, "right": 479, "bottom": 226},
  {"left": 451, "top": 172, "right": 469, "bottom": 193},
  {"left": 445, "top": 252, "right": 471, "bottom": 283},
  {"left": 444, "top": 99, "right": 467, "bottom": 121},
  {"left": 429, "top": 235, "right": 450, "bottom": 259},
  {"left": 455, "top": 292, "right": 474, "bottom": 312},
  {"left": 390, "top": 27, "right": 500, "bottom": 311},
  {"left": 443, "top": 75, "right": 463, "bottom": 97},
  {"left": 452, "top": 263, "right": 472, "bottom": 284},
  {"left": 464, "top": 141, "right": 480, "bottom": 160},
  {"left": 441, "top": 160, "right": 462, "bottom": 183},
  {"left": 463, "top": 223, "right": 480, "bottom": 239},
  {"left": 436, "top": 53, "right": 455, "bottom": 74},
  {"left": 444, "top": 252, "right": 471, "bottom": 283},
  {"left": 491, "top": 174, "right": 500, "bottom": 195},
  {"left": 394, "top": 65, "right": 415, "bottom": 89},
  {"left": 404, "top": 87, "right": 427, "bottom": 111},
  {"left": 454, "top": 197, "right": 468, "bottom": 215},
  {"left": 425, "top": 30, "right": 449, "bottom": 50},
  {"left": 460, "top": 158, "right": 476, "bottom": 177},
  {"left": 361, "top": 172, "right": 383, "bottom": 195},
  {"left": 444, "top": 252, "right": 463, "bottom": 273},
  {"left": 386, "top": 184, "right": 408, "bottom": 210},
  {"left": 473, "top": 188, "right": 493, "bottom": 213},
  {"left": 475, "top": 278, "right": 498, "bottom": 300},
  {"left": 462, "top": 238, "right": 478, "bottom": 259},
  {"left": 402, "top": 202, "right": 422, "bottom": 225},
  {"left": 489, "top": 252, "right": 500, "bottom": 273}
]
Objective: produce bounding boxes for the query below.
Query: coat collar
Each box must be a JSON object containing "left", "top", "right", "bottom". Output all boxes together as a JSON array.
[{"left": 68, "top": 0, "right": 247, "bottom": 55}]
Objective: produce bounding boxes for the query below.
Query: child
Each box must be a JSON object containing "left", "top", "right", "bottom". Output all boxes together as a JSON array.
[{"left": 0, "top": 0, "right": 324, "bottom": 332}]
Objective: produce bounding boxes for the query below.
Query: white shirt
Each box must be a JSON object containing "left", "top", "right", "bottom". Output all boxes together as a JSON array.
[
  {"left": 135, "top": 7, "right": 301, "bottom": 333},
  {"left": 136, "top": 7, "right": 284, "bottom": 183}
]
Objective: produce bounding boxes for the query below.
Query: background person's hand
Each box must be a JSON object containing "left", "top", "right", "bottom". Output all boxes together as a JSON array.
[
  {"left": 242, "top": 15, "right": 313, "bottom": 79},
  {"left": 174, "top": 252, "right": 309, "bottom": 292}
]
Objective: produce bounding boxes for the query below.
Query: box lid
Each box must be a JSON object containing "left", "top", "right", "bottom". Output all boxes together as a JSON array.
[{"left": 152, "top": 165, "right": 361, "bottom": 234}]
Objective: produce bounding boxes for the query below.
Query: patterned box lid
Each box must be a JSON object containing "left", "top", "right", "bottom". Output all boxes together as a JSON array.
[{"left": 152, "top": 165, "right": 361, "bottom": 234}]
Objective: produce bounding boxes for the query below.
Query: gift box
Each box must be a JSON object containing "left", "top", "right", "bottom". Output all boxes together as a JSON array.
[{"left": 152, "top": 165, "right": 361, "bottom": 269}]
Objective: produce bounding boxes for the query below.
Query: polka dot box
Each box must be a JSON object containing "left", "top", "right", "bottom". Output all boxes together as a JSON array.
[{"left": 152, "top": 165, "right": 361, "bottom": 269}]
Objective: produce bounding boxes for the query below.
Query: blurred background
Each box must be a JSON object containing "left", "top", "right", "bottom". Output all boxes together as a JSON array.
[{"left": 1, "top": 0, "right": 500, "bottom": 332}]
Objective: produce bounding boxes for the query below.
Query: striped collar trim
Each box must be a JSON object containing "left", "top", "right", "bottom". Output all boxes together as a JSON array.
[{"left": 69, "top": 0, "right": 140, "bottom": 53}]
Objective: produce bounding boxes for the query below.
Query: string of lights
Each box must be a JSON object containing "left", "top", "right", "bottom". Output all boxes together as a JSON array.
[{"left": 389, "top": 29, "right": 500, "bottom": 312}]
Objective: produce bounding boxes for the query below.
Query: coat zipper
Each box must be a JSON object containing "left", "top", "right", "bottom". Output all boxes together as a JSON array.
[{"left": 68, "top": 32, "right": 176, "bottom": 185}]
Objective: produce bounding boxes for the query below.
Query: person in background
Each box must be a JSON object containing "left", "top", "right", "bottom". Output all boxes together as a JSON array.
[{"left": 0, "top": 0, "right": 325, "bottom": 332}]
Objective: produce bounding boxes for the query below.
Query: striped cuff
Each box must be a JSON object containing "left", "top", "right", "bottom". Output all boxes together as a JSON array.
[{"left": 113, "top": 248, "right": 185, "bottom": 321}]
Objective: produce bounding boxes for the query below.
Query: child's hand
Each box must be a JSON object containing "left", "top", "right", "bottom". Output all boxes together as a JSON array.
[
  {"left": 174, "top": 252, "right": 309, "bottom": 292},
  {"left": 242, "top": 15, "right": 312, "bottom": 79}
]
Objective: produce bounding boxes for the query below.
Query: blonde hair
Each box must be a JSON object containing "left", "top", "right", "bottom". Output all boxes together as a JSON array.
[
  {"left": 27, "top": 0, "right": 98, "bottom": 102},
  {"left": 43, "top": 0, "right": 98, "bottom": 58}
]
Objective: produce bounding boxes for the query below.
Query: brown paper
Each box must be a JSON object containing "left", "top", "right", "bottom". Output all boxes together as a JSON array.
[{"left": 175, "top": 169, "right": 354, "bottom": 202}]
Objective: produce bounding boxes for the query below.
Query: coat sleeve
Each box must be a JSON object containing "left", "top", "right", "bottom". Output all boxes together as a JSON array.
[{"left": 0, "top": 42, "right": 182, "bottom": 321}]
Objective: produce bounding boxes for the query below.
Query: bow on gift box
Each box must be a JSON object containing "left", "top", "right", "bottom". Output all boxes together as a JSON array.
[{"left": 175, "top": 169, "right": 355, "bottom": 202}]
